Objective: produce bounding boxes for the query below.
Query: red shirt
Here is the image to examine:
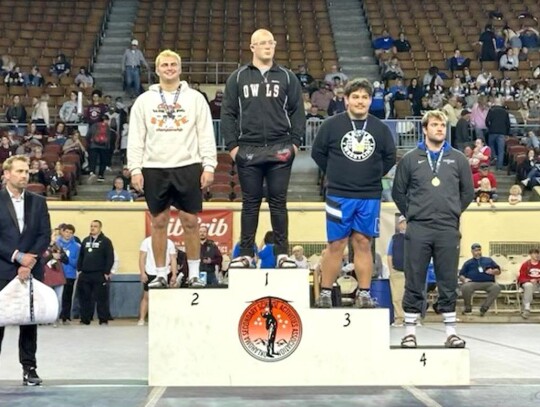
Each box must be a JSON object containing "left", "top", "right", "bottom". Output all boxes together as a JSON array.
[
  {"left": 518, "top": 260, "right": 540, "bottom": 284},
  {"left": 472, "top": 171, "right": 497, "bottom": 189}
]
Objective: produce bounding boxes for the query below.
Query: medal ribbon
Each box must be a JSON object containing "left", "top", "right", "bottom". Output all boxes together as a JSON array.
[
  {"left": 159, "top": 86, "right": 181, "bottom": 119},
  {"left": 350, "top": 118, "right": 368, "bottom": 136},
  {"left": 426, "top": 149, "right": 444, "bottom": 177}
]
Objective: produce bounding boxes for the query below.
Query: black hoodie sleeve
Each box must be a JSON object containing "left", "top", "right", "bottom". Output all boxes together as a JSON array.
[
  {"left": 381, "top": 125, "right": 397, "bottom": 176},
  {"left": 220, "top": 70, "right": 240, "bottom": 151},
  {"left": 458, "top": 155, "right": 475, "bottom": 212},
  {"left": 285, "top": 70, "right": 306, "bottom": 147},
  {"left": 311, "top": 120, "right": 330, "bottom": 173},
  {"left": 104, "top": 237, "right": 114, "bottom": 274},
  {"left": 391, "top": 154, "right": 410, "bottom": 216}
]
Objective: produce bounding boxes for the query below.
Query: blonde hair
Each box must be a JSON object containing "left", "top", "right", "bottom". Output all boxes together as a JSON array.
[
  {"left": 292, "top": 245, "right": 303, "bottom": 253},
  {"left": 3, "top": 155, "right": 29, "bottom": 171},
  {"left": 155, "top": 49, "right": 181, "bottom": 69},
  {"left": 421, "top": 110, "right": 448, "bottom": 128},
  {"left": 479, "top": 177, "right": 492, "bottom": 191},
  {"left": 509, "top": 184, "right": 522, "bottom": 196}
]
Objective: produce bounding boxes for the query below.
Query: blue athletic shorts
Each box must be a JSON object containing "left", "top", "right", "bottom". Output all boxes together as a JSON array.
[{"left": 325, "top": 195, "right": 381, "bottom": 242}]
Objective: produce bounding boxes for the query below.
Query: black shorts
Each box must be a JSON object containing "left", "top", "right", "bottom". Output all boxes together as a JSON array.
[
  {"left": 143, "top": 272, "right": 172, "bottom": 291},
  {"left": 142, "top": 164, "right": 203, "bottom": 215}
]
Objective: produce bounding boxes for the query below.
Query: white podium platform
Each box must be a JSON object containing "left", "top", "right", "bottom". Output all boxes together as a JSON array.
[{"left": 149, "top": 269, "right": 469, "bottom": 387}]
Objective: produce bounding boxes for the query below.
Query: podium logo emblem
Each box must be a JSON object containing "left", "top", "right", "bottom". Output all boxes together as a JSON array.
[{"left": 238, "top": 296, "right": 302, "bottom": 362}]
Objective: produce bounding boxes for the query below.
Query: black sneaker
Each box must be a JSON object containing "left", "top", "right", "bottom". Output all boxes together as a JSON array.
[
  {"left": 97, "top": 176, "right": 105, "bottom": 183},
  {"left": 23, "top": 367, "right": 42, "bottom": 386}
]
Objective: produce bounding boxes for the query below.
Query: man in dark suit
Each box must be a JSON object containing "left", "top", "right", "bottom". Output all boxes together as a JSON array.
[{"left": 0, "top": 155, "right": 51, "bottom": 386}]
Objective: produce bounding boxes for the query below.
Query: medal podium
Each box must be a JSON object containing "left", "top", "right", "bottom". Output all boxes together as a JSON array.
[{"left": 149, "top": 269, "right": 469, "bottom": 386}]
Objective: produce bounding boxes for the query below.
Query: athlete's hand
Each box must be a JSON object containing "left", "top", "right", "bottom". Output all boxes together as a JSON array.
[
  {"left": 132, "top": 173, "right": 144, "bottom": 193},
  {"left": 229, "top": 146, "right": 239, "bottom": 161},
  {"left": 19, "top": 253, "right": 37, "bottom": 268},
  {"left": 140, "top": 273, "right": 148, "bottom": 284},
  {"left": 17, "top": 266, "right": 31, "bottom": 281},
  {"left": 200, "top": 171, "right": 214, "bottom": 189}
]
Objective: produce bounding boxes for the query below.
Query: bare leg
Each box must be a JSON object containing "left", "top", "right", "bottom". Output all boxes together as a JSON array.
[
  {"left": 151, "top": 209, "right": 170, "bottom": 268},
  {"left": 139, "top": 291, "right": 149, "bottom": 321},
  {"left": 350, "top": 232, "right": 373, "bottom": 289},
  {"left": 178, "top": 211, "right": 200, "bottom": 260},
  {"left": 320, "top": 238, "right": 348, "bottom": 289}
]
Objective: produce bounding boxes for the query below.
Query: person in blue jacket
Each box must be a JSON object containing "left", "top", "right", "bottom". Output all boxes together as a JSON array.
[
  {"left": 258, "top": 231, "right": 276, "bottom": 269},
  {"left": 56, "top": 224, "right": 81, "bottom": 324}
]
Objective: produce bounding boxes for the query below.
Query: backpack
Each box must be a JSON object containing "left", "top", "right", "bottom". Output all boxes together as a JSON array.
[{"left": 93, "top": 123, "right": 108, "bottom": 145}]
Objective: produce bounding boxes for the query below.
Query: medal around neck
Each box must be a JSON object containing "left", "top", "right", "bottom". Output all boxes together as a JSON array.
[{"left": 431, "top": 177, "right": 441, "bottom": 187}]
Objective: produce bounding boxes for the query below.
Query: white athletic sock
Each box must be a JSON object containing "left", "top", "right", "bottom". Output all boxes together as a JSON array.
[
  {"left": 187, "top": 259, "right": 200, "bottom": 280},
  {"left": 443, "top": 312, "right": 457, "bottom": 336},
  {"left": 524, "top": 303, "right": 531, "bottom": 311},
  {"left": 155, "top": 267, "right": 168, "bottom": 279},
  {"left": 404, "top": 312, "right": 418, "bottom": 336}
]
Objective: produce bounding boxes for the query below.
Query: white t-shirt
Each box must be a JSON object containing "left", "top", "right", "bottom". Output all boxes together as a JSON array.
[{"left": 140, "top": 237, "right": 176, "bottom": 275}]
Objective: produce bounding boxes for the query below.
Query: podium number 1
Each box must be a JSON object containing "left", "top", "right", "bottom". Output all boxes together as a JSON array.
[
  {"left": 343, "top": 313, "right": 351, "bottom": 327},
  {"left": 265, "top": 272, "right": 269, "bottom": 286}
]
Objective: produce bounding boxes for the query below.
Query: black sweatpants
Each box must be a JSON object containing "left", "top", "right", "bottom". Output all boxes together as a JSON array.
[
  {"left": 235, "top": 143, "right": 295, "bottom": 257},
  {"left": 88, "top": 148, "right": 107, "bottom": 177},
  {"left": 77, "top": 272, "right": 108, "bottom": 324},
  {"left": 60, "top": 277, "right": 76, "bottom": 321},
  {"left": 0, "top": 279, "right": 37, "bottom": 368},
  {"left": 402, "top": 222, "right": 461, "bottom": 314}
]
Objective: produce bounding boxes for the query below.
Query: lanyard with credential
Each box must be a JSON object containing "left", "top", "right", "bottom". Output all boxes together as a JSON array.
[
  {"left": 159, "top": 86, "right": 181, "bottom": 119},
  {"left": 426, "top": 149, "right": 444, "bottom": 187},
  {"left": 351, "top": 118, "right": 368, "bottom": 145}
]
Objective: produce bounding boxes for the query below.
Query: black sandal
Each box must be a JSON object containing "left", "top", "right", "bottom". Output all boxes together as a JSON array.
[{"left": 400, "top": 334, "right": 417, "bottom": 348}]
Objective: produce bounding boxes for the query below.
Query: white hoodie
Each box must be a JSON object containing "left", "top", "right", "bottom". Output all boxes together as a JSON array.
[{"left": 127, "top": 82, "right": 217, "bottom": 175}]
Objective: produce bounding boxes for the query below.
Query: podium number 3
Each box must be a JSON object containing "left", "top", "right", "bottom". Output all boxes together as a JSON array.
[
  {"left": 343, "top": 313, "right": 351, "bottom": 327},
  {"left": 191, "top": 293, "right": 199, "bottom": 306}
]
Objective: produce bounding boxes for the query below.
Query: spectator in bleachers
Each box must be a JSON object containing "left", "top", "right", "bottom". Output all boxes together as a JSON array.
[
  {"left": 258, "top": 231, "right": 276, "bottom": 269},
  {"left": 106, "top": 176, "right": 133, "bottom": 202},
  {"left": 470, "top": 138, "right": 491, "bottom": 173},
  {"left": 30, "top": 94, "right": 50, "bottom": 134},
  {"left": 48, "top": 122, "right": 68, "bottom": 146},
  {"left": 4, "top": 65, "right": 24, "bottom": 87},
  {"left": 518, "top": 248, "right": 540, "bottom": 319},
  {"left": 86, "top": 115, "right": 112, "bottom": 183},
  {"left": 291, "top": 245, "right": 308, "bottom": 269},
  {"left": 0, "top": 54, "right": 15, "bottom": 76},
  {"left": 5, "top": 95, "right": 27, "bottom": 137},
  {"left": 459, "top": 243, "right": 501, "bottom": 316},
  {"left": 521, "top": 130, "right": 540, "bottom": 151},
  {"left": 465, "top": 86, "right": 480, "bottom": 109},
  {"left": 515, "top": 81, "right": 534, "bottom": 105},
  {"left": 499, "top": 78, "right": 515, "bottom": 101},
  {"left": 508, "top": 184, "right": 522, "bottom": 204},
  {"left": 473, "top": 163, "right": 498, "bottom": 200},
  {"left": 393, "top": 32, "right": 411, "bottom": 53},
  {"left": 486, "top": 97, "right": 511, "bottom": 170},
  {"left": 311, "top": 82, "right": 333, "bottom": 113},
  {"left": 471, "top": 95, "right": 489, "bottom": 140},
  {"left": 387, "top": 78, "right": 408, "bottom": 116},
  {"left": 373, "top": 29, "right": 396, "bottom": 58},
  {"left": 199, "top": 225, "right": 222, "bottom": 286},
  {"left": 484, "top": 78, "right": 500, "bottom": 97},
  {"left": 59, "top": 90, "right": 80, "bottom": 124},
  {"left": 25, "top": 65, "right": 44, "bottom": 87},
  {"left": 296, "top": 64, "right": 315, "bottom": 91},
  {"left": 209, "top": 90, "right": 223, "bottom": 120},
  {"left": 47, "top": 161, "right": 67, "bottom": 196},
  {"left": 28, "top": 159, "right": 46, "bottom": 185},
  {"left": 0, "top": 134, "right": 15, "bottom": 163},
  {"left": 441, "top": 96, "right": 462, "bottom": 147},
  {"left": 324, "top": 64, "right": 348, "bottom": 85},
  {"left": 191, "top": 82, "right": 209, "bottom": 104},
  {"left": 74, "top": 67, "right": 94, "bottom": 89},
  {"left": 448, "top": 77, "right": 466, "bottom": 98},
  {"left": 23, "top": 124, "right": 44, "bottom": 149},
  {"left": 499, "top": 48, "right": 519, "bottom": 71},
  {"left": 455, "top": 109, "right": 472, "bottom": 152},
  {"left": 449, "top": 49, "right": 471, "bottom": 74},
  {"left": 475, "top": 69, "right": 492, "bottom": 91},
  {"left": 519, "top": 26, "right": 540, "bottom": 57},
  {"left": 122, "top": 39, "right": 150, "bottom": 98},
  {"left": 522, "top": 98, "right": 540, "bottom": 128},
  {"left": 302, "top": 89, "right": 312, "bottom": 112},
  {"left": 369, "top": 81, "right": 386, "bottom": 119},
  {"left": 422, "top": 66, "right": 444, "bottom": 89},
  {"left": 49, "top": 53, "right": 71, "bottom": 78},
  {"left": 381, "top": 57, "right": 404, "bottom": 83},
  {"left": 475, "top": 177, "right": 496, "bottom": 208},
  {"left": 327, "top": 87, "right": 346, "bottom": 116},
  {"left": 84, "top": 89, "right": 108, "bottom": 126},
  {"left": 477, "top": 24, "right": 497, "bottom": 62},
  {"left": 502, "top": 25, "right": 523, "bottom": 57},
  {"left": 516, "top": 148, "right": 538, "bottom": 184},
  {"left": 460, "top": 67, "right": 475, "bottom": 85},
  {"left": 306, "top": 105, "right": 324, "bottom": 120},
  {"left": 407, "top": 78, "right": 424, "bottom": 116}
]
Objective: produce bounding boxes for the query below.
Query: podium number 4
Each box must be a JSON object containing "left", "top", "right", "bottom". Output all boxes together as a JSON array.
[{"left": 420, "top": 352, "right": 427, "bottom": 367}]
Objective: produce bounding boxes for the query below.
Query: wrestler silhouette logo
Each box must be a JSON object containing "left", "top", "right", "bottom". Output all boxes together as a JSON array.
[{"left": 238, "top": 296, "right": 302, "bottom": 362}]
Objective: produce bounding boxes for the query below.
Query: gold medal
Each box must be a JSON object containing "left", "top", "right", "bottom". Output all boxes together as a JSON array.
[
  {"left": 88, "top": 248, "right": 93, "bottom": 253},
  {"left": 431, "top": 177, "right": 441, "bottom": 187}
]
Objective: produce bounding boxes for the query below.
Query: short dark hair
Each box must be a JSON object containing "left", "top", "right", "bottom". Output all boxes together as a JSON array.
[
  {"left": 92, "top": 89, "right": 102, "bottom": 97},
  {"left": 344, "top": 78, "right": 373, "bottom": 97},
  {"left": 91, "top": 220, "right": 102, "bottom": 227},
  {"left": 62, "top": 224, "right": 76, "bottom": 233},
  {"left": 264, "top": 231, "right": 274, "bottom": 245},
  {"left": 529, "top": 248, "right": 539, "bottom": 254}
]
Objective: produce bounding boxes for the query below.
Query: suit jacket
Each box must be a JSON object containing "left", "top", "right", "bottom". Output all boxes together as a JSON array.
[{"left": 0, "top": 188, "right": 51, "bottom": 281}]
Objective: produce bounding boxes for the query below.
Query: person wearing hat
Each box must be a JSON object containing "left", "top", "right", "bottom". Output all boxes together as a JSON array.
[
  {"left": 473, "top": 163, "right": 498, "bottom": 201},
  {"left": 459, "top": 243, "right": 501, "bottom": 316},
  {"left": 455, "top": 108, "right": 472, "bottom": 152},
  {"left": 387, "top": 215, "right": 407, "bottom": 326},
  {"left": 392, "top": 110, "right": 474, "bottom": 349},
  {"left": 122, "top": 39, "right": 149, "bottom": 98}
]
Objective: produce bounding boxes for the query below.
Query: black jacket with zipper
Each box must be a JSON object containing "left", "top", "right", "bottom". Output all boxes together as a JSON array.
[{"left": 220, "top": 62, "right": 305, "bottom": 151}]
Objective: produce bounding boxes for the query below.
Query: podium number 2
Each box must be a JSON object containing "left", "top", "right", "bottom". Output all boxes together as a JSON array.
[
  {"left": 420, "top": 352, "right": 427, "bottom": 367},
  {"left": 343, "top": 313, "right": 351, "bottom": 327},
  {"left": 191, "top": 293, "right": 199, "bottom": 306}
]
